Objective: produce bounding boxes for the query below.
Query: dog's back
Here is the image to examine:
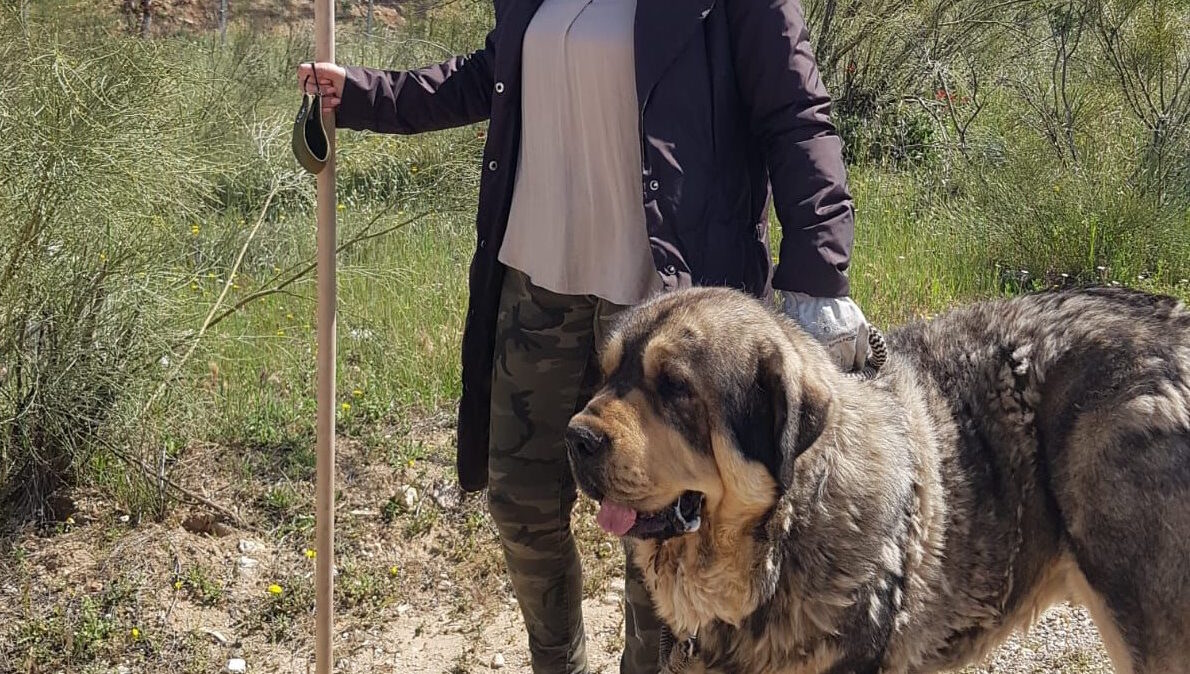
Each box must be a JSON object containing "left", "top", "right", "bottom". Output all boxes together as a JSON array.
[{"left": 883, "top": 287, "right": 1190, "bottom": 673}]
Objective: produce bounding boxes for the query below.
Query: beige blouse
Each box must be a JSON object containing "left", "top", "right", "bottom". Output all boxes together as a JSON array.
[{"left": 498, "top": 0, "right": 661, "bottom": 306}]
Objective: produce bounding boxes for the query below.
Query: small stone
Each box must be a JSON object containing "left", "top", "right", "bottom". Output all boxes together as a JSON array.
[
  {"left": 601, "top": 593, "right": 620, "bottom": 606},
  {"left": 238, "top": 539, "right": 261, "bottom": 554},
  {"left": 396, "top": 603, "right": 411, "bottom": 616},
  {"left": 118, "top": 514, "right": 131, "bottom": 524},
  {"left": 181, "top": 513, "right": 232, "bottom": 537},
  {"left": 437, "top": 580, "right": 453, "bottom": 591},
  {"left": 226, "top": 658, "right": 247, "bottom": 673},
  {"left": 117, "top": 666, "right": 131, "bottom": 674},
  {"left": 402, "top": 486, "right": 418, "bottom": 510},
  {"left": 237, "top": 556, "right": 258, "bottom": 570},
  {"left": 608, "top": 578, "right": 626, "bottom": 595},
  {"left": 491, "top": 653, "right": 505, "bottom": 669}
]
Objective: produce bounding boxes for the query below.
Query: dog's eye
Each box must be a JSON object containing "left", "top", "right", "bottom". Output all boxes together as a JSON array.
[{"left": 656, "top": 370, "right": 691, "bottom": 399}]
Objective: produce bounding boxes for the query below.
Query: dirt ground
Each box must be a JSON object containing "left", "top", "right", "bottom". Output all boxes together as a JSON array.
[{"left": 0, "top": 415, "right": 1115, "bottom": 673}]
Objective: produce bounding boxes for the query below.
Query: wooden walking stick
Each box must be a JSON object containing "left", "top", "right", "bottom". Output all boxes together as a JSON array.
[{"left": 313, "top": 0, "right": 336, "bottom": 672}]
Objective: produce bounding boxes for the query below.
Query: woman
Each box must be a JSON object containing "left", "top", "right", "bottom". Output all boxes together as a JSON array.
[{"left": 299, "top": 0, "right": 868, "bottom": 671}]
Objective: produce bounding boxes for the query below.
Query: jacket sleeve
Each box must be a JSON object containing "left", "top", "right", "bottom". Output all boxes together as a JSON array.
[
  {"left": 336, "top": 30, "right": 496, "bottom": 134},
  {"left": 724, "top": 0, "right": 855, "bottom": 298}
]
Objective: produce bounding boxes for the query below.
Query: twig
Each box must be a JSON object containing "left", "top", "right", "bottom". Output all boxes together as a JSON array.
[
  {"left": 106, "top": 441, "right": 253, "bottom": 531},
  {"left": 145, "top": 181, "right": 282, "bottom": 504},
  {"left": 201, "top": 206, "right": 436, "bottom": 333}
]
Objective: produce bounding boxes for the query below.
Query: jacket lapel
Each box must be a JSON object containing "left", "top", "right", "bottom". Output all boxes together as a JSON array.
[
  {"left": 496, "top": 0, "right": 547, "bottom": 76},
  {"left": 634, "top": 0, "right": 716, "bottom": 109}
]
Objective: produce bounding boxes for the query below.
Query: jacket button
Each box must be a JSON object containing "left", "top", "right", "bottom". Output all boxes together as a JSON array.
[
  {"left": 479, "top": 238, "right": 487, "bottom": 249},
  {"left": 649, "top": 179, "right": 660, "bottom": 191},
  {"left": 495, "top": 82, "right": 505, "bottom": 94},
  {"left": 488, "top": 160, "right": 498, "bottom": 171},
  {"left": 663, "top": 264, "right": 677, "bottom": 275}
]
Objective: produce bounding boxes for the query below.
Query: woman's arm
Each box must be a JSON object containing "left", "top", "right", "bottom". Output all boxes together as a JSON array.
[
  {"left": 300, "top": 30, "right": 497, "bottom": 135},
  {"left": 724, "top": 0, "right": 853, "bottom": 299}
]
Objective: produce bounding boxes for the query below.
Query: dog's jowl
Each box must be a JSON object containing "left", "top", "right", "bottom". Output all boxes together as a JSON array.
[{"left": 567, "top": 286, "right": 1190, "bottom": 674}]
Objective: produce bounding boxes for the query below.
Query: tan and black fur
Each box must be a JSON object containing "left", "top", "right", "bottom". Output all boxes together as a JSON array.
[{"left": 566, "top": 286, "right": 1190, "bottom": 673}]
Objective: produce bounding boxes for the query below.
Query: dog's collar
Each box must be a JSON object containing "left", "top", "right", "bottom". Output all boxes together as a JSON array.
[{"left": 660, "top": 625, "right": 699, "bottom": 673}]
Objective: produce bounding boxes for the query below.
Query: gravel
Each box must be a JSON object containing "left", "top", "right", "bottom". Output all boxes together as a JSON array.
[{"left": 961, "top": 603, "right": 1113, "bottom": 673}]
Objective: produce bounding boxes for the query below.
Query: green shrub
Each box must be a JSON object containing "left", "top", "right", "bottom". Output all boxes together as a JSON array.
[{"left": 0, "top": 11, "right": 218, "bottom": 519}]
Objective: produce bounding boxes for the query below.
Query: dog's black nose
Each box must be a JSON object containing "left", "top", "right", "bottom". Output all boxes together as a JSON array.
[{"left": 565, "top": 424, "right": 607, "bottom": 457}]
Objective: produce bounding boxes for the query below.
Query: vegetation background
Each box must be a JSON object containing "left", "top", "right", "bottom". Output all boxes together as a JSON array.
[{"left": 0, "top": 0, "right": 1186, "bottom": 671}]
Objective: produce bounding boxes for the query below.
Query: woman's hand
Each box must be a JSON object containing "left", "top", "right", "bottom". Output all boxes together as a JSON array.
[{"left": 296, "top": 62, "right": 346, "bottom": 112}]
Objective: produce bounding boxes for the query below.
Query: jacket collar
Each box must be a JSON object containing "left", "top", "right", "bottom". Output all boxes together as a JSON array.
[
  {"left": 502, "top": 0, "right": 714, "bottom": 110},
  {"left": 635, "top": 0, "right": 716, "bottom": 109}
]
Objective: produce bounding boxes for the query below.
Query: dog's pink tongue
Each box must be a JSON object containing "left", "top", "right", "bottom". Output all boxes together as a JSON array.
[{"left": 597, "top": 501, "right": 637, "bottom": 537}]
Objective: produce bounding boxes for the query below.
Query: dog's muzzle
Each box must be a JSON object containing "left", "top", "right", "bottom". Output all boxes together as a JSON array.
[{"left": 628, "top": 491, "right": 705, "bottom": 540}]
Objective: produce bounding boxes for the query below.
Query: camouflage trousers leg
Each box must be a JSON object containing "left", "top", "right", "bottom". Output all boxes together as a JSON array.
[{"left": 487, "top": 268, "right": 664, "bottom": 674}]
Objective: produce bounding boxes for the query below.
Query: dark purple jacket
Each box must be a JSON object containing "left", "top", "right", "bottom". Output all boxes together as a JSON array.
[{"left": 336, "top": 0, "right": 855, "bottom": 492}]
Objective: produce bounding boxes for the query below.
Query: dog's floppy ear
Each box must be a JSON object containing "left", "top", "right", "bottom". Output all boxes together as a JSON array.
[{"left": 730, "top": 346, "right": 831, "bottom": 491}]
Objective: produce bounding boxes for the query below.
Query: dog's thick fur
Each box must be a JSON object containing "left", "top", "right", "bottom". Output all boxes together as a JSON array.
[{"left": 567, "top": 286, "right": 1190, "bottom": 673}]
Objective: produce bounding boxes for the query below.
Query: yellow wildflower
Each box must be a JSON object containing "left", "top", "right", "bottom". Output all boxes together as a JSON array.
[
  {"left": 173, "top": 580, "right": 183, "bottom": 590},
  {"left": 337, "top": 203, "right": 345, "bottom": 211},
  {"left": 268, "top": 584, "right": 283, "bottom": 595},
  {"left": 304, "top": 548, "right": 316, "bottom": 559},
  {"left": 191, "top": 224, "right": 200, "bottom": 236},
  {"left": 276, "top": 329, "right": 285, "bottom": 337},
  {"left": 130, "top": 627, "right": 141, "bottom": 640},
  {"left": 191, "top": 282, "right": 199, "bottom": 291},
  {"left": 286, "top": 313, "right": 295, "bottom": 320},
  {"left": 99, "top": 253, "right": 107, "bottom": 263},
  {"left": 232, "top": 283, "right": 241, "bottom": 290},
  {"left": 341, "top": 402, "right": 352, "bottom": 413},
  {"left": 409, "top": 164, "right": 419, "bottom": 174},
  {"left": 389, "top": 565, "right": 399, "bottom": 577},
  {"left": 352, "top": 388, "right": 363, "bottom": 398}
]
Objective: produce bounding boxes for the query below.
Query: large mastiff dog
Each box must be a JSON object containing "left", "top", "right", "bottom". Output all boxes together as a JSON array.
[{"left": 565, "top": 286, "right": 1189, "bottom": 673}]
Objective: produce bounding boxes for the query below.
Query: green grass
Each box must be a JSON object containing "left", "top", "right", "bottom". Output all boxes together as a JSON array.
[
  {"left": 0, "top": 6, "right": 1183, "bottom": 671},
  {"left": 176, "top": 564, "right": 227, "bottom": 607},
  {"left": 0, "top": 0, "right": 1186, "bottom": 526},
  {"left": 241, "top": 574, "right": 316, "bottom": 645}
]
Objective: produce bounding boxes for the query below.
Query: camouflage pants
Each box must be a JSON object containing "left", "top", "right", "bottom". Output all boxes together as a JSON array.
[{"left": 487, "top": 267, "right": 664, "bottom": 674}]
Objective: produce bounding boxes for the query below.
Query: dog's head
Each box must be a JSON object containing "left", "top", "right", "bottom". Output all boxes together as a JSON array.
[{"left": 566, "top": 287, "right": 836, "bottom": 541}]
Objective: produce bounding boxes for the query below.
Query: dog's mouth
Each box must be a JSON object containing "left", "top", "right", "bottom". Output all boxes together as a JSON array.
[{"left": 596, "top": 491, "right": 704, "bottom": 541}]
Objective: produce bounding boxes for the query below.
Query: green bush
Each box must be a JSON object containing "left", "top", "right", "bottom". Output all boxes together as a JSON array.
[
  {"left": 0, "top": 0, "right": 1185, "bottom": 528},
  {"left": 0, "top": 2, "right": 491, "bottom": 521},
  {"left": 0, "top": 11, "right": 222, "bottom": 519}
]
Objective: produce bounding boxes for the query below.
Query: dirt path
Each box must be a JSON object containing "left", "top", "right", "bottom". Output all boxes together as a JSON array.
[{"left": 0, "top": 431, "right": 1116, "bottom": 674}]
